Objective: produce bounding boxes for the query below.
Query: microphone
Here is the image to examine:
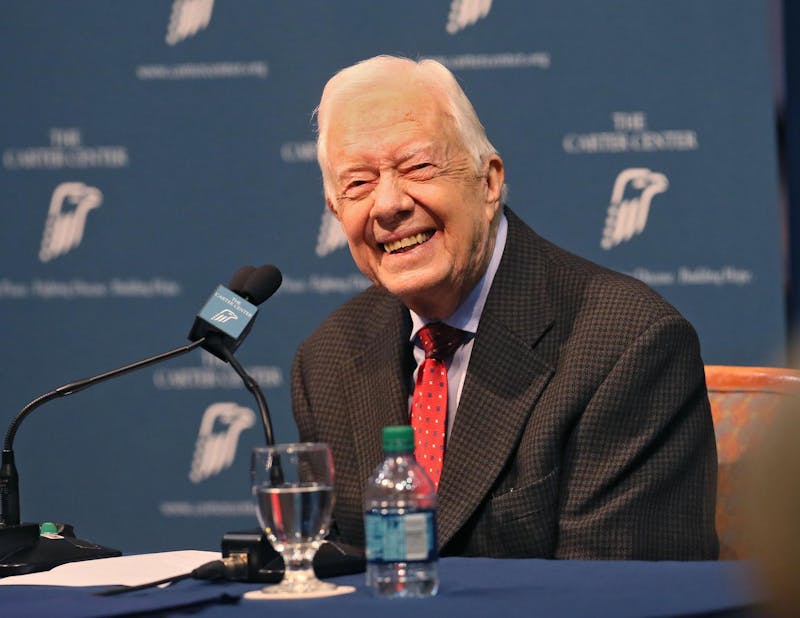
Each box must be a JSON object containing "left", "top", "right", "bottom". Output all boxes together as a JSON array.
[
  {"left": 188, "top": 265, "right": 281, "bottom": 361},
  {"left": 196, "top": 264, "right": 283, "bottom": 446},
  {"left": 99, "top": 537, "right": 365, "bottom": 595},
  {"left": 228, "top": 265, "right": 256, "bottom": 295},
  {"left": 232, "top": 265, "right": 282, "bottom": 306},
  {"left": 0, "top": 265, "right": 281, "bottom": 576}
]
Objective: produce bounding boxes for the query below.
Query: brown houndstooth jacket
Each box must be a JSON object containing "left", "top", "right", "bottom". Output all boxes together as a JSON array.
[{"left": 292, "top": 208, "right": 719, "bottom": 560}]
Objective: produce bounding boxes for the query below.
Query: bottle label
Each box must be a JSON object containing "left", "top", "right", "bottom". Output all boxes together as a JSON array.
[{"left": 365, "top": 509, "right": 437, "bottom": 563}]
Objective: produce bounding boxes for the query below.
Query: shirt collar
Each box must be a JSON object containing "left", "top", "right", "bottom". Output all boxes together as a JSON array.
[{"left": 409, "top": 212, "right": 508, "bottom": 341}]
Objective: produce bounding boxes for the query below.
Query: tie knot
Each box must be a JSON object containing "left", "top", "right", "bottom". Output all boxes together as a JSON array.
[{"left": 418, "top": 322, "right": 466, "bottom": 360}]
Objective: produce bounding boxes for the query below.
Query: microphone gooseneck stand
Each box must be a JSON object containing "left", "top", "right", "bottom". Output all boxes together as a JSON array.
[
  {"left": 214, "top": 339, "right": 275, "bottom": 447},
  {"left": 96, "top": 336, "right": 286, "bottom": 595},
  {"left": 1, "top": 264, "right": 285, "bottom": 578},
  {"left": 1, "top": 338, "right": 208, "bottom": 531},
  {"left": 0, "top": 339, "right": 209, "bottom": 576}
]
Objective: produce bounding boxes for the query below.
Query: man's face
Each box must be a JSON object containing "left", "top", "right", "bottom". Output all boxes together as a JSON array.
[{"left": 322, "top": 80, "right": 504, "bottom": 319}]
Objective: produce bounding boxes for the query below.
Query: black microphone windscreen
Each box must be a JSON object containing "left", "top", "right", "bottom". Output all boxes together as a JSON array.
[
  {"left": 244, "top": 265, "right": 282, "bottom": 305},
  {"left": 228, "top": 265, "right": 256, "bottom": 293}
]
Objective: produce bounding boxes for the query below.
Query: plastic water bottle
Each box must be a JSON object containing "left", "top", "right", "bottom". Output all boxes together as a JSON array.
[{"left": 364, "top": 425, "right": 439, "bottom": 597}]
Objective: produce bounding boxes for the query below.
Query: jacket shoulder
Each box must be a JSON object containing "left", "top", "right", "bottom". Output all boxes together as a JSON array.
[
  {"left": 298, "top": 285, "right": 404, "bottom": 356},
  {"left": 510, "top": 209, "right": 682, "bottom": 322},
  {"left": 501, "top": 209, "right": 696, "bottom": 365}
]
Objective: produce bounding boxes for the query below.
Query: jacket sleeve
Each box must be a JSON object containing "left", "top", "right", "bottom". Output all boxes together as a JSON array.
[
  {"left": 290, "top": 341, "right": 318, "bottom": 444},
  {"left": 555, "top": 314, "right": 719, "bottom": 560},
  {"left": 292, "top": 341, "right": 349, "bottom": 541}
]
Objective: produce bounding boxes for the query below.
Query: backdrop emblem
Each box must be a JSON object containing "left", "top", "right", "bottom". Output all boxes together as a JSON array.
[
  {"left": 601, "top": 168, "right": 669, "bottom": 250},
  {"left": 446, "top": 0, "right": 493, "bottom": 34},
  {"left": 189, "top": 402, "right": 255, "bottom": 483},
  {"left": 39, "top": 182, "right": 103, "bottom": 263},
  {"left": 316, "top": 209, "right": 348, "bottom": 257},
  {"left": 166, "top": 0, "right": 214, "bottom": 45}
]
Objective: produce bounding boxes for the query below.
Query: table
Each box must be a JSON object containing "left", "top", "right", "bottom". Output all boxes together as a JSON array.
[{"left": 1, "top": 556, "right": 766, "bottom": 617}]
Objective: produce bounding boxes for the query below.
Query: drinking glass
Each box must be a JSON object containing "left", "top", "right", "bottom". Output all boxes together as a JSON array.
[{"left": 251, "top": 443, "right": 336, "bottom": 594}]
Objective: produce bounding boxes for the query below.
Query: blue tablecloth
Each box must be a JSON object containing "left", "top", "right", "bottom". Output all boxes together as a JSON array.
[{"left": 2, "top": 557, "right": 765, "bottom": 617}]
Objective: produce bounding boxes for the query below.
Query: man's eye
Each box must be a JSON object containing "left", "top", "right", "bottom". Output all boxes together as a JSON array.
[
  {"left": 404, "top": 162, "right": 436, "bottom": 178},
  {"left": 341, "top": 179, "right": 373, "bottom": 200},
  {"left": 346, "top": 180, "right": 370, "bottom": 193}
]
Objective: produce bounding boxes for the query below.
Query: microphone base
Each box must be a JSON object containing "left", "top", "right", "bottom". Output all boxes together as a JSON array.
[
  {"left": 0, "top": 522, "right": 121, "bottom": 577},
  {"left": 0, "top": 522, "right": 39, "bottom": 556},
  {"left": 221, "top": 529, "right": 365, "bottom": 583}
]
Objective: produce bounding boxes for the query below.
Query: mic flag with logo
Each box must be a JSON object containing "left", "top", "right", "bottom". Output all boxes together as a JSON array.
[
  {"left": 188, "top": 265, "right": 282, "bottom": 361},
  {"left": 188, "top": 284, "right": 259, "bottom": 360}
]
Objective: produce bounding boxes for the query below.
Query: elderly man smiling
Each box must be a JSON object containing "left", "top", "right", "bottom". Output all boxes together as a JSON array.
[{"left": 292, "top": 55, "right": 718, "bottom": 560}]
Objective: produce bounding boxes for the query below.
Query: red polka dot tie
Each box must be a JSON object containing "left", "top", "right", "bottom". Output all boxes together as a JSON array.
[{"left": 412, "top": 322, "right": 465, "bottom": 490}]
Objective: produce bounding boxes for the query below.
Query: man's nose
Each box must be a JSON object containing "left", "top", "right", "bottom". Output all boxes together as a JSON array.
[{"left": 371, "top": 174, "right": 413, "bottom": 223}]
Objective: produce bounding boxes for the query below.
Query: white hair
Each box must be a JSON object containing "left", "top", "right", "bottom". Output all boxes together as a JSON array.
[{"left": 314, "top": 55, "right": 507, "bottom": 205}]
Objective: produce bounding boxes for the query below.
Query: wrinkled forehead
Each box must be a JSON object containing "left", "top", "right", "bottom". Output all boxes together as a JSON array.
[{"left": 328, "top": 101, "right": 462, "bottom": 180}]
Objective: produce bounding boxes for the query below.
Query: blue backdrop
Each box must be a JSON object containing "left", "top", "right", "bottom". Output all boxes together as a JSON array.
[{"left": 0, "top": 0, "right": 786, "bottom": 553}]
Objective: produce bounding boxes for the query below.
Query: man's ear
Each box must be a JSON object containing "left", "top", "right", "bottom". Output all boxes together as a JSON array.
[
  {"left": 484, "top": 155, "right": 505, "bottom": 204},
  {"left": 482, "top": 155, "right": 505, "bottom": 222}
]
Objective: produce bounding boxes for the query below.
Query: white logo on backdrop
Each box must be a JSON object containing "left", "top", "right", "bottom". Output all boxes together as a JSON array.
[
  {"left": 189, "top": 402, "right": 255, "bottom": 483},
  {"left": 166, "top": 0, "right": 215, "bottom": 45},
  {"left": 316, "top": 209, "right": 348, "bottom": 257},
  {"left": 601, "top": 168, "right": 669, "bottom": 250},
  {"left": 211, "top": 308, "right": 238, "bottom": 323},
  {"left": 446, "top": 0, "right": 493, "bottom": 34},
  {"left": 39, "top": 182, "right": 103, "bottom": 263}
]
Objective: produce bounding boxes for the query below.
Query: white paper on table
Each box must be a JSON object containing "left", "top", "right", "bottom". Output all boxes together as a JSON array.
[{"left": 0, "top": 550, "right": 221, "bottom": 587}]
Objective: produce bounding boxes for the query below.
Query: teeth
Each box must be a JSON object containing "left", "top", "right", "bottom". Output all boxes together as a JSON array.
[{"left": 383, "top": 232, "right": 433, "bottom": 254}]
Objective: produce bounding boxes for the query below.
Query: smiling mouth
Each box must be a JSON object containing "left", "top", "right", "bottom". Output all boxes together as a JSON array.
[{"left": 382, "top": 231, "right": 434, "bottom": 254}]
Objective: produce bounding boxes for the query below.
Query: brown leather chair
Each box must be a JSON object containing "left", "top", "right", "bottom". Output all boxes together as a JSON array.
[{"left": 704, "top": 365, "right": 800, "bottom": 559}]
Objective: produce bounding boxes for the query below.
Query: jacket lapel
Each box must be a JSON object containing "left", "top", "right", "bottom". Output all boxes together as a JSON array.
[
  {"left": 343, "top": 298, "right": 412, "bottom": 487},
  {"left": 437, "top": 209, "right": 557, "bottom": 548}
]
